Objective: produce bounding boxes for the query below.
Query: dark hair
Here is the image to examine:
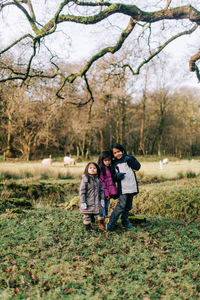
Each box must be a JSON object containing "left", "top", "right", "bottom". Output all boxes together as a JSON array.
[
  {"left": 110, "top": 143, "right": 126, "bottom": 159},
  {"left": 84, "top": 162, "right": 100, "bottom": 181},
  {"left": 98, "top": 150, "right": 112, "bottom": 176}
]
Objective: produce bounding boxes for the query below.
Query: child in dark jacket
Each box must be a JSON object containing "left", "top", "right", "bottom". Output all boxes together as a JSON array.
[
  {"left": 80, "top": 162, "right": 105, "bottom": 232},
  {"left": 106, "top": 143, "right": 141, "bottom": 231},
  {"left": 97, "top": 151, "right": 118, "bottom": 230}
]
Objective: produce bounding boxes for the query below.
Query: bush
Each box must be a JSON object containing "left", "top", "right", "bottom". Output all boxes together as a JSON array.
[
  {"left": 177, "top": 171, "right": 184, "bottom": 179},
  {"left": 130, "top": 178, "right": 200, "bottom": 222},
  {"left": 0, "top": 197, "right": 32, "bottom": 212},
  {"left": 186, "top": 170, "right": 196, "bottom": 178},
  {"left": 57, "top": 172, "right": 74, "bottom": 180}
]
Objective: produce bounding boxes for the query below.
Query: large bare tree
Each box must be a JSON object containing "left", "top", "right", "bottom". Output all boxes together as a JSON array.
[{"left": 0, "top": 0, "right": 200, "bottom": 103}]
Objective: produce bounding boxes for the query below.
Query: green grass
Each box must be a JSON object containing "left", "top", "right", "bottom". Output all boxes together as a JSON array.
[
  {"left": 0, "top": 208, "right": 199, "bottom": 299},
  {"left": 0, "top": 158, "right": 199, "bottom": 299}
]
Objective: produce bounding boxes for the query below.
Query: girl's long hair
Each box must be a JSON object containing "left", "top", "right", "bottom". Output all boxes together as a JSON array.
[
  {"left": 98, "top": 150, "right": 112, "bottom": 176},
  {"left": 84, "top": 162, "right": 100, "bottom": 182}
]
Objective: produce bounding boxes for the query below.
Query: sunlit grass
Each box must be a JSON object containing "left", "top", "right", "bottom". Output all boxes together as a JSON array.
[
  {"left": 0, "top": 161, "right": 81, "bottom": 181},
  {"left": 0, "top": 159, "right": 200, "bottom": 181},
  {"left": 138, "top": 159, "right": 200, "bottom": 180}
]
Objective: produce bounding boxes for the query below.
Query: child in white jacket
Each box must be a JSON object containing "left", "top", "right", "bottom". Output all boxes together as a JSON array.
[{"left": 106, "top": 143, "right": 141, "bottom": 231}]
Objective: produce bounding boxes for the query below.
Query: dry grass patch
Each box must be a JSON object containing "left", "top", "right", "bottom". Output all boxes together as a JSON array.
[
  {"left": 138, "top": 159, "right": 200, "bottom": 180},
  {"left": 1, "top": 159, "right": 200, "bottom": 182}
]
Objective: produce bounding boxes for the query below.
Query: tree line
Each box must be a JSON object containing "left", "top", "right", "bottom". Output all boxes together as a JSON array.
[{"left": 0, "top": 58, "right": 200, "bottom": 160}]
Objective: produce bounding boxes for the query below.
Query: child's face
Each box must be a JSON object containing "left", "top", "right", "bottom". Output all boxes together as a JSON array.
[
  {"left": 103, "top": 157, "right": 111, "bottom": 167},
  {"left": 88, "top": 163, "right": 97, "bottom": 175},
  {"left": 112, "top": 148, "right": 123, "bottom": 160}
]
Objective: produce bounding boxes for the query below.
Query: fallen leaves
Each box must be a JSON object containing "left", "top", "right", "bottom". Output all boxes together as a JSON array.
[{"left": 63, "top": 288, "right": 75, "bottom": 294}]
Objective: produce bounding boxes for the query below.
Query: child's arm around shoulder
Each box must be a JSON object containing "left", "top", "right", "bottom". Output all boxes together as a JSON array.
[{"left": 110, "top": 163, "right": 118, "bottom": 182}]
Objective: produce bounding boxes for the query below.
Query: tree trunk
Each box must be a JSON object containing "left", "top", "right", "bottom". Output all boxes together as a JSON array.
[
  {"left": 138, "top": 94, "right": 146, "bottom": 155},
  {"left": 138, "top": 74, "right": 147, "bottom": 155},
  {"left": 76, "top": 145, "right": 80, "bottom": 159},
  {"left": 121, "top": 98, "right": 126, "bottom": 146},
  {"left": 99, "top": 129, "right": 103, "bottom": 152}
]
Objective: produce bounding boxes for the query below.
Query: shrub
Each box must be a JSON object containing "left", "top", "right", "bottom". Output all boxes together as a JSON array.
[
  {"left": 40, "top": 173, "right": 50, "bottom": 180},
  {"left": 177, "top": 171, "right": 184, "bottom": 179},
  {"left": 186, "top": 170, "right": 196, "bottom": 178},
  {"left": 0, "top": 197, "right": 32, "bottom": 212},
  {"left": 0, "top": 171, "right": 21, "bottom": 180},
  {"left": 24, "top": 171, "right": 33, "bottom": 178},
  {"left": 57, "top": 172, "right": 74, "bottom": 180},
  {"left": 130, "top": 178, "right": 200, "bottom": 223}
]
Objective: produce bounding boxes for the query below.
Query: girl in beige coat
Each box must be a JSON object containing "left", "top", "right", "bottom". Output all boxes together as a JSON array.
[{"left": 80, "top": 162, "right": 105, "bottom": 232}]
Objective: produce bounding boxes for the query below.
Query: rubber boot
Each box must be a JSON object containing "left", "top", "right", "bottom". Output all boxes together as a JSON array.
[
  {"left": 85, "top": 224, "right": 96, "bottom": 232},
  {"left": 91, "top": 215, "right": 95, "bottom": 223}
]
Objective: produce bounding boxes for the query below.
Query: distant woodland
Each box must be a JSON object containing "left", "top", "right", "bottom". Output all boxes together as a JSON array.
[{"left": 1, "top": 58, "right": 200, "bottom": 160}]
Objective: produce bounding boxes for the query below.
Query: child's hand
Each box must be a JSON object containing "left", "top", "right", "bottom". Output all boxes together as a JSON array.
[
  {"left": 80, "top": 203, "right": 87, "bottom": 210},
  {"left": 101, "top": 200, "right": 105, "bottom": 208},
  {"left": 124, "top": 155, "right": 131, "bottom": 162},
  {"left": 116, "top": 172, "right": 126, "bottom": 180}
]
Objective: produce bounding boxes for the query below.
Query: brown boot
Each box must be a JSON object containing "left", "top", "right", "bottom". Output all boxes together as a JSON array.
[{"left": 98, "top": 219, "right": 105, "bottom": 231}]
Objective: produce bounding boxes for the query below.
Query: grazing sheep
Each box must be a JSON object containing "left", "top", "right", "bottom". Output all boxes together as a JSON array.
[
  {"left": 64, "top": 156, "right": 76, "bottom": 166},
  {"left": 163, "top": 158, "right": 169, "bottom": 165},
  {"left": 41, "top": 158, "right": 52, "bottom": 166}
]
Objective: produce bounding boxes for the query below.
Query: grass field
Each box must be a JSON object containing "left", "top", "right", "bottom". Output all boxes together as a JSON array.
[
  {"left": 0, "top": 157, "right": 200, "bottom": 299},
  {"left": 0, "top": 208, "right": 199, "bottom": 299}
]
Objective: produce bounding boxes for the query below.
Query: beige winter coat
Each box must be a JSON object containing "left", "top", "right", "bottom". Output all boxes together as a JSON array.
[{"left": 79, "top": 174, "right": 104, "bottom": 214}]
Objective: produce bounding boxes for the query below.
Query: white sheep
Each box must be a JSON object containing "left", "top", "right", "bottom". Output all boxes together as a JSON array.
[
  {"left": 64, "top": 156, "right": 76, "bottom": 166},
  {"left": 160, "top": 158, "right": 169, "bottom": 170},
  {"left": 41, "top": 158, "right": 52, "bottom": 166},
  {"left": 162, "top": 158, "right": 169, "bottom": 165}
]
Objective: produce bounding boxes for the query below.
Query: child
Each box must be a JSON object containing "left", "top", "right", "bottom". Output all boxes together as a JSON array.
[
  {"left": 80, "top": 162, "right": 105, "bottom": 232},
  {"left": 97, "top": 150, "right": 118, "bottom": 230},
  {"left": 106, "top": 143, "right": 141, "bottom": 231}
]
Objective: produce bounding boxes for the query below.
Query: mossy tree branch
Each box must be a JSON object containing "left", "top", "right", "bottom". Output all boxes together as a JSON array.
[{"left": 1, "top": 1, "right": 200, "bottom": 99}]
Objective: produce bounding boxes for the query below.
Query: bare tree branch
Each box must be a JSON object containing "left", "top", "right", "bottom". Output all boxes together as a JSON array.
[
  {"left": 0, "top": 34, "right": 33, "bottom": 55},
  {"left": 189, "top": 51, "right": 200, "bottom": 72},
  {"left": 189, "top": 51, "right": 200, "bottom": 82},
  {"left": 74, "top": 1, "right": 111, "bottom": 8},
  {"left": 123, "top": 24, "right": 198, "bottom": 76},
  {"left": 83, "top": 74, "right": 94, "bottom": 109},
  {"left": 165, "top": 0, "right": 172, "bottom": 10},
  {"left": 12, "top": 0, "right": 39, "bottom": 34},
  {"left": 26, "top": 0, "right": 36, "bottom": 21},
  {"left": 1, "top": 1, "right": 200, "bottom": 94},
  {"left": 42, "top": 4, "right": 200, "bottom": 30},
  {"left": 56, "top": 17, "right": 137, "bottom": 98}
]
